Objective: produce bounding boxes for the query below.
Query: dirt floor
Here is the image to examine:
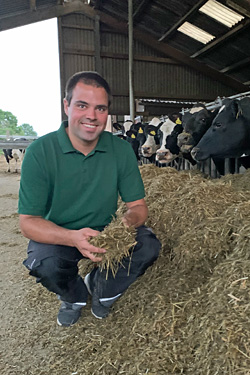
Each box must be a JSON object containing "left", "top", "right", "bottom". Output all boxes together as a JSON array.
[{"left": 1, "top": 154, "right": 250, "bottom": 375}]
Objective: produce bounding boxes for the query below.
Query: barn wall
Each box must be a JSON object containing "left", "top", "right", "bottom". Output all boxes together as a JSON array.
[{"left": 58, "top": 12, "right": 236, "bottom": 117}]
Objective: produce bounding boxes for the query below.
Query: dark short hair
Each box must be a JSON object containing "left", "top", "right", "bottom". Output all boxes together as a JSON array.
[{"left": 65, "top": 71, "right": 112, "bottom": 106}]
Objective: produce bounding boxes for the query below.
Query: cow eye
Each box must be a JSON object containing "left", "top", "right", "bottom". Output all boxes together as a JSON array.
[{"left": 214, "top": 122, "right": 222, "bottom": 128}]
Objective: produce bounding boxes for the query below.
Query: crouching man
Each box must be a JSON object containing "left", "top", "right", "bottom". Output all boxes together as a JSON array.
[{"left": 19, "top": 71, "right": 161, "bottom": 327}]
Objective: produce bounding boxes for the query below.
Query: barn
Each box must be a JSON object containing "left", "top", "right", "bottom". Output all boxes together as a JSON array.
[{"left": 1, "top": 1, "right": 250, "bottom": 374}]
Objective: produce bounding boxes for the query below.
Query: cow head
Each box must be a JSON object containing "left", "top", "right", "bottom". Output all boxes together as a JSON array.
[
  {"left": 177, "top": 104, "right": 215, "bottom": 153},
  {"left": 162, "top": 123, "right": 184, "bottom": 163},
  {"left": 141, "top": 123, "right": 162, "bottom": 158},
  {"left": 156, "top": 118, "right": 178, "bottom": 164},
  {"left": 122, "top": 120, "right": 134, "bottom": 136},
  {"left": 192, "top": 98, "right": 250, "bottom": 161}
]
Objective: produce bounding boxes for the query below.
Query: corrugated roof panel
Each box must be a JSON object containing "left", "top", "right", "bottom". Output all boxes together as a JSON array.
[
  {"left": 0, "top": 0, "right": 30, "bottom": 17},
  {"left": 178, "top": 22, "right": 215, "bottom": 44},
  {"left": 199, "top": 0, "right": 244, "bottom": 27}
]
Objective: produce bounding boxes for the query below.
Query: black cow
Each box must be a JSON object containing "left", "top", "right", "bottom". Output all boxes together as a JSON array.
[
  {"left": 177, "top": 103, "right": 218, "bottom": 154},
  {"left": 192, "top": 98, "right": 250, "bottom": 169}
]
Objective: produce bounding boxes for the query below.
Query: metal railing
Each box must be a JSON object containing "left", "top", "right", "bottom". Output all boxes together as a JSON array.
[{"left": 0, "top": 134, "right": 38, "bottom": 149}]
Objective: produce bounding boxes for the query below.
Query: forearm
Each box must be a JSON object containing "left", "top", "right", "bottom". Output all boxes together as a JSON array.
[
  {"left": 19, "top": 215, "right": 76, "bottom": 247},
  {"left": 123, "top": 203, "right": 148, "bottom": 228}
]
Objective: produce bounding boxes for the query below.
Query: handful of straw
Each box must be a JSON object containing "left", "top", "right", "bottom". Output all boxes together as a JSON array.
[{"left": 89, "top": 215, "right": 137, "bottom": 277}]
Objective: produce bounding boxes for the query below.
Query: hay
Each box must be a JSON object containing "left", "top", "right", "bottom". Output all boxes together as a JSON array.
[
  {"left": 89, "top": 213, "right": 137, "bottom": 277},
  {"left": 4, "top": 161, "right": 250, "bottom": 375}
]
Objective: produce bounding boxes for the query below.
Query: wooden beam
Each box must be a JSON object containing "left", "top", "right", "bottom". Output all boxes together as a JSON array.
[
  {"left": 133, "top": 0, "right": 151, "bottom": 23},
  {"left": 191, "top": 19, "right": 250, "bottom": 58},
  {"left": 95, "top": 9, "right": 246, "bottom": 92},
  {"left": 158, "top": 0, "right": 208, "bottom": 42},
  {"left": 226, "top": 0, "right": 250, "bottom": 17},
  {"left": 63, "top": 47, "right": 178, "bottom": 64},
  {"left": 0, "top": 1, "right": 96, "bottom": 32},
  {"left": 220, "top": 56, "right": 250, "bottom": 73}
]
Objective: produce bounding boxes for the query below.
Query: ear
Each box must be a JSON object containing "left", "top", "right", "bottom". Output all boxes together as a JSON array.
[
  {"left": 63, "top": 98, "right": 69, "bottom": 116},
  {"left": 231, "top": 99, "right": 242, "bottom": 119}
]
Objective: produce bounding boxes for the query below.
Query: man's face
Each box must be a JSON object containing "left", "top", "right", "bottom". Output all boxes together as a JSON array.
[{"left": 63, "top": 82, "right": 109, "bottom": 147}]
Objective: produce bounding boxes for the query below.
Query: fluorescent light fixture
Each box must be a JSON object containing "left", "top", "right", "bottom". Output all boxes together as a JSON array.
[
  {"left": 199, "top": 0, "right": 244, "bottom": 27},
  {"left": 177, "top": 22, "right": 215, "bottom": 44}
]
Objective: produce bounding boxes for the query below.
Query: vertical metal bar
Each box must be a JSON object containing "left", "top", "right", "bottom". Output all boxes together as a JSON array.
[
  {"left": 128, "top": 0, "right": 135, "bottom": 121},
  {"left": 224, "top": 158, "right": 230, "bottom": 175},
  {"left": 94, "top": 15, "right": 102, "bottom": 75},
  {"left": 57, "top": 17, "right": 65, "bottom": 122},
  {"left": 235, "top": 158, "right": 240, "bottom": 174}
]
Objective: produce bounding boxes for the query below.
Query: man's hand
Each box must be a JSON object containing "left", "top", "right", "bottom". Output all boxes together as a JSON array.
[
  {"left": 19, "top": 215, "right": 106, "bottom": 262},
  {"left": 72, "top": 227, "right": 106, "bottom": 262}
]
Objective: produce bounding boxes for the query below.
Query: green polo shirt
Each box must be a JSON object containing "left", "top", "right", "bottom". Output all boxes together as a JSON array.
[{"left": 18, "top": 122, "right": 145, "bottom": 231}]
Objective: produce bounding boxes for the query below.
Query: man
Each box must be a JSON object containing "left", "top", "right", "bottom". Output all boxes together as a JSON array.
[{"left": 19, "top": 71, "right": 161, "bottom": 327}]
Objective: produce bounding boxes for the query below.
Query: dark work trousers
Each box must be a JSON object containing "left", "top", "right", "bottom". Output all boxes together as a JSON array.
[{"left": 23, "top": 226, "right": 161, "bottom": 304}]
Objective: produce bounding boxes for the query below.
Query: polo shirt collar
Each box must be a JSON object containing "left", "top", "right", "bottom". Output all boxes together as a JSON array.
[{"left": 57, "top": 120, "right": 109, "bottom": 154}]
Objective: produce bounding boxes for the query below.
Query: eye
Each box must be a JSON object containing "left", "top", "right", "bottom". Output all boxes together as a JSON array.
[
  {"left": 214, "top": 122, "right": 222, "bottom": 128},
  {"left": 78, "top": 104, "right": 87, "bottom": 109},
  {"left": 97, "top": 107, "right": 108, "bottom": 113}
]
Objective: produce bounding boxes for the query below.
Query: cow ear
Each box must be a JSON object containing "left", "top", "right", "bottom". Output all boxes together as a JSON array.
[{"left": 231, "top": 100, "right": 242, "bottom": 119}]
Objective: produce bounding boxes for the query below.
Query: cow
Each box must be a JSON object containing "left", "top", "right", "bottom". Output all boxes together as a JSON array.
[
  {"left": 3, "top": 137, "right": 26, "bottom": 172},
  {"left": 140, "top": 117, "right": 163, "bottom": 162},
  {"left": 125, "top": 123, "right": 146, "bottom": 161},
  {"left": 156, "top": 114, "right": 182, "bottom": 164},
  {"left": 191, "top": 97, "right": 250, "bottom": 165},
  {"left": 160, "top": 123, "right": 183, "bottom": 163},
  {"left": 177, "top": 103, "right": 217, "bottom": 154}
]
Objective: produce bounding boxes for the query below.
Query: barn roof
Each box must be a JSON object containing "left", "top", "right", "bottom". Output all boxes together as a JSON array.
[{"left": 1, "top": 0, "right": 250, "bottom": 93}]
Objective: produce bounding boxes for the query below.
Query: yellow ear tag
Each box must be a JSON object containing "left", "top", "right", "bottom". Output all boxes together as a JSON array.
[
  {"left": 131, "top": 134, "right": 136, "bottom": 138},
  {"left": 176, "top": 118, "right": 182, "bottom": 124},
  {"left": 150, "top": 130, "right": 156, "bottom": 136},
  {"left": 139, "top": 127, "right": 143, "bottom": 133}
]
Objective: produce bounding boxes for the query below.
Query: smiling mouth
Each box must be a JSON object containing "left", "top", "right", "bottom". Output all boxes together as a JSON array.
[{"left": 82, "top": 123, "right": 97, "bottom": 129}]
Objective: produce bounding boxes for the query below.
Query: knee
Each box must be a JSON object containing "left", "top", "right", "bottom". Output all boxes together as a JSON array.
[
  {"left": 30, "top": 257, "right": 78, "bottom": 284},
  {"left": 135, "top": 226, "right": 161, "bottom": 262}
]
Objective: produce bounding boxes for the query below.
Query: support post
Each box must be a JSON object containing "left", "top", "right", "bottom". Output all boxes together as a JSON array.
[{"left": 128, "top": 0, "right": 134, "bottom": 121}]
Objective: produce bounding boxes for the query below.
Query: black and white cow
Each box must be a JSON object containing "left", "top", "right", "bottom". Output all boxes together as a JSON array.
[
  {"left": 140, "top": 117, "right": 163, "bottom": 162},
  {"left": 125, "top": 123, "right": 147, "bottom": 161},
  {"left": 192, "top": 97, "right": 250, "bottom": 163},
  {"left": 160, "top": 123, "right": 183, "bottom": 163},
  {"left": 3, "top": 148, "right": 25, "bottom": 172},
  {"left": 3, "top": 137, "right": 27, "bottom": 172},
  {"left": 156, "top": 115, "right": 182, "bottom": 164}
]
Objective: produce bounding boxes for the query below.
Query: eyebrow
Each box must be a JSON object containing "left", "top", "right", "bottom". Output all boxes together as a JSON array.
[{"left": 74, "top": 100, "right": 108, "bottom": 109}]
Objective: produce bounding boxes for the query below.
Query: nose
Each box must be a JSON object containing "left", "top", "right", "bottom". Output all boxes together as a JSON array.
[
  {"left": 191, "top": 147, "right": 199, "bottom": 160},
  {"left": 85, "top": 106, "right": 96, "bottom": 120}
]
